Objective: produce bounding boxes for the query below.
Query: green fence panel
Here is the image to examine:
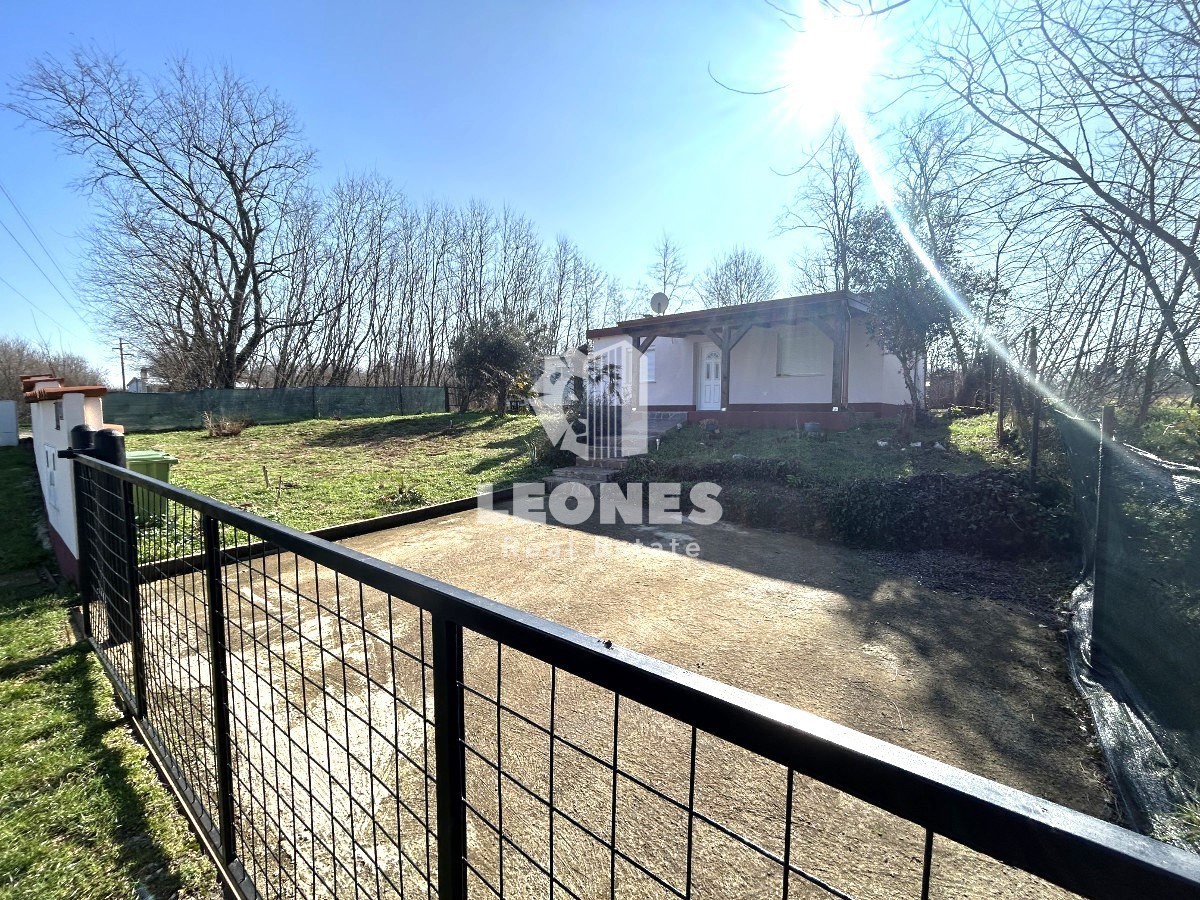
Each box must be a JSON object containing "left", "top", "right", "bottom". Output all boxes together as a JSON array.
[
  {"left": 1055, "top": 408, "right": 1200, "bottom": 804},
  {"left": 104, "top": 386, "right": 448, "bottom": 432}
]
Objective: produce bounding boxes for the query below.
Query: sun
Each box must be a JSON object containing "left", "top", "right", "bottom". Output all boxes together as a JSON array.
[{"left": 775, "top": 0, "right": 887, "bottom": 131}]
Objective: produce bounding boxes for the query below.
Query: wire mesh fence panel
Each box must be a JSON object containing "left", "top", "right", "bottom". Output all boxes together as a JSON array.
[
  {"left": 69, "top": 454, "right": 1200, "bottom": 900},
  {"left": 1100, "top": 442, "right": 1200, "bottom": 776},
  {"left": 134, "top": 497, "right": 222, "bottom": 825},
  {"left": 454, "top": 641, "right": 1097, "bottom": 900},
  {"left": 103, "top": 386, "right": 448, "bottom": 432},
  {"left": 208, "top": 526, "right": 439, "bottom": 898},
  {"left": 78, "top": 465, "right": 142, "bottom": 706}
]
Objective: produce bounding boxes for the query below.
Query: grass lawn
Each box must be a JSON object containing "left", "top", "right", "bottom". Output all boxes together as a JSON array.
[
  {"left": 127, "top": 411, "right": 552, "bottom": 532},
  {"left": 0, "top": 447, "right": 213, "bottom": 899},
  {"left": 652, "top": 410, "right": 1026, "bottom": 480},
  {"left": 1122, "top": 400, "right": 1200, "bottom": 465},
  {"left": 124, "top": 410, "right": 1044, "bottom": 534}
]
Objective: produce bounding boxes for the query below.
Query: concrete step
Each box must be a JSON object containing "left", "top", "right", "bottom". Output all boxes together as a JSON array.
[
  {"left": 585, "top": 457, "right": 628, "bottom": 469},
  {"left": 543, "top": 476, "right": 606, "bottom": 494},
  {"left": 551, "top": 466, "right": 618, "bottom": 482}
]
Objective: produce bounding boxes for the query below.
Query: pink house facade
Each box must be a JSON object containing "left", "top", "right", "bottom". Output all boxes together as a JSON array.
[{"left": 587, "top": 292, "right": 922, "bottom": 430}]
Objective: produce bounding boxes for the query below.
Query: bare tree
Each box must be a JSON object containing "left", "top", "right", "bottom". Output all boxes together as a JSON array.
[
  {"left": 9, "top": 50, "right": 317, "bottom": 388},
  {"left": 778, "top": 122, "right": 866, "bottom": 292},
  {"left": 0, "top": 335, "right": 106, "bottom": 402},
  {"left": 930, "top": 0, "right": 1200, "bottom": 403},
  {"left": 698, "top": 246, "right": 780, "bottom": 308},
  {"left": 646, "top": 232, "right": 690, "bottom": 308}
]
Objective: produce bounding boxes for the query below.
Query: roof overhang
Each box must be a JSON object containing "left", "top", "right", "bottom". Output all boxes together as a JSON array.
[
  {"left": 587, "top": 291, "right": 870, "bottom": 342},
  {"left": 24, "top": 385, "right": 109, "bottom": 402}
]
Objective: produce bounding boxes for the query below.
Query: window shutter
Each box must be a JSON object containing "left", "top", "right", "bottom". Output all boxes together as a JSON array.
[
  {"left": 641, "top": 348, "right": 656, "bottom": 382},
  {"left": 777, "top": 324, "right": 828, "bottom": 376}
]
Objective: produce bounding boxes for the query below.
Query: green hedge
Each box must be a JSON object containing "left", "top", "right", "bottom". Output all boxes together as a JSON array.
[{"left": 618, "top": 457, "right": 1073, "bottom": 558}]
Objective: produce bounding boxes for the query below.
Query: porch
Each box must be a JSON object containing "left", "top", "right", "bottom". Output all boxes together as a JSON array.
[{"left": 588, "top": 292, "right": 917, "bottom": 430}]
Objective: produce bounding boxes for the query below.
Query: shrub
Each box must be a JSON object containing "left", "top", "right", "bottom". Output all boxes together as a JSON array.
[
  {"left": 525, "top": 432, "right": 575, "bottom": 468},
  {"left": 621, "top": 459, "right": 1073, "bottom": 558},
  {"left": 202, "top": 411, "right": 246, "bottom": 438}
]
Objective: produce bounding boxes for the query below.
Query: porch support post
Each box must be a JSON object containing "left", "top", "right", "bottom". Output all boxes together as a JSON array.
[
  {"left": 629, "top": 334, "right": 657, "bottom": 411},
  {"left": 706, "top": 325, "right": 751, "bottom": 411},
  {"left": 829, "top": 304, "right": 850, "bottom": 407},
  {"left": 717, "top": 328, "right": 732, "bottom": 410}
]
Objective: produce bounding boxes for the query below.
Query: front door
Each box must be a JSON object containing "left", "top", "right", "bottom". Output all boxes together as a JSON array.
[{"left": 698, "top": 345, "right": 722, "bottom": 410}]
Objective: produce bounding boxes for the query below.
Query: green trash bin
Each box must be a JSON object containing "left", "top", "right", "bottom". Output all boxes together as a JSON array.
[{"left": 126, "top": 449, "right": 180, "bottom": 521}]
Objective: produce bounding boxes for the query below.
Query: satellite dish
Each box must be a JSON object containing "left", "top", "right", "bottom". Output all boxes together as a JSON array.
[{"left": 650, "top": 292, "right": 669, "bottom": 315}]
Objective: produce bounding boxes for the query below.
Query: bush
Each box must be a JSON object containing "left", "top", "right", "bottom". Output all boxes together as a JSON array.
[
  {"left": 525, "top": 431, "right": 575, "bottom": 468},
  {"left": 619, "top": 460, "right": 1073, "bottom": 558},
  {"left": 202, "top": 411, "right": 246, "bottom": 438}
]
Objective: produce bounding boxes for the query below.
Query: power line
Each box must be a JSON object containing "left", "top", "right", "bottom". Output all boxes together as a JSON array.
[
  {"left": 0, "top": 214, "right": 91, "bottom": 328},
  {"left": 0, "top": 273, "right": 45, "bottom": 314},
  {"left": 0, "top": 179, "right": 77, "bottom": 294},
  {"left": 0, "top": 273, "right": 90, "bottom": 348}
]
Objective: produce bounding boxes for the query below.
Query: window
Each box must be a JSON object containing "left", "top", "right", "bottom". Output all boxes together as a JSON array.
[
  {"left": 641, "top": 347, "right": 656, "bottom": 382},
  {"left": 777, "top": 324, "right": 828, "bottom": 376}
]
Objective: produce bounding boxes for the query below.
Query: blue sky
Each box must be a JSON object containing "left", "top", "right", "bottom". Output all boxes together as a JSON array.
[{"left": 0, "top": 1, "right": 895, "bottom": 382}]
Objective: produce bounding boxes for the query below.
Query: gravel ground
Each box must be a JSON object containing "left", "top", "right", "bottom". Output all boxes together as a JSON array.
[
  {"left": 132, "top": 506, "right": 1112, "bottom": 899},
  {"left": 333, "top": 506, "right": 1112, "bottom": 899}
]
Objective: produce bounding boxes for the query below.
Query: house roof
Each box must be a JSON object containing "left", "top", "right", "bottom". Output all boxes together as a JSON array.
[{"left": 587, "top": 291, "right": 870, "bottom": 341}]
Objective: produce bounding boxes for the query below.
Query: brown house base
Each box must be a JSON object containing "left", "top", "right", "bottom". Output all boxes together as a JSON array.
[
  {"left": 648, "top": 403, "right": 907, "bottom": 431},
  {"left": 48, "top": 522, "right": 78, "bottom": 582}
]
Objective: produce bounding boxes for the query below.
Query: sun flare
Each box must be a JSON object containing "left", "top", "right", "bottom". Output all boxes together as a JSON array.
[{"left": 775, "top": 0, "right": 887, "bottom": 130}]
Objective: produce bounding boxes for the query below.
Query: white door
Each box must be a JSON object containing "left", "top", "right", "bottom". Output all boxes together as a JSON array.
[{"left": 698, "top": 346, "right": 722, "bottom": 410}]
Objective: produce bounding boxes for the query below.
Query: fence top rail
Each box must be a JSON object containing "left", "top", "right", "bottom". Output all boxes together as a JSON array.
[
  {"left": 1051, "top": 407, "right": 1200, "bottom": 476},
  {"left": 71, "top": 452, "right": 1200, "bottom": 898}
]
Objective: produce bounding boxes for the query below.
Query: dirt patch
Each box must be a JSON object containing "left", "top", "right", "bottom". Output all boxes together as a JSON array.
[
  {"left": 131, "top": 509, "right": 1112, "bottom": 898},
  {"left": 336, "top": 508, "right": 1113, "bottom": 898}
]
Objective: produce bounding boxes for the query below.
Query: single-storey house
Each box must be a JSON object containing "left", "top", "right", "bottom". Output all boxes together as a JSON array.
[
  {"left": 587, "top": 291, "right": 923, "bottom": 430},
  {"left": 126, "top": 367, "right": 169, "bottom": 393}
]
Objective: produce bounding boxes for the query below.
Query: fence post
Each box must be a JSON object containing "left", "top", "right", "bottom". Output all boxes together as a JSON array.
[
  {"left": 203, "top": 514, "right": 239, "bottom": 898},
  {"left": 1028, "top": 327, "right": 1040, "bottom": 487},
  {"left": 432, "top": 613, "right": 467, "bottom": 900},
  {"left": 996, "top": 363, "right": 1007, "bottom": 444},
  {"left": 1093, "top": 406, "right": 1116, "bottom": 652},
  {"left": 94, "top": 428, "right": 147, "bottom": 717},
  {"left": 985, "top": 349, "right": 995, "bottom": 410},
  {"left": 444, "top": 385, "right": 451, "bottom": 414},
  {"left": 72, "top": 462, "right": 93, "bottom": 637}
]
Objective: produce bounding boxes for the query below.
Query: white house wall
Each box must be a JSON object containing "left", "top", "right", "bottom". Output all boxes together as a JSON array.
[
  {"left": 727, "top": 328, "right": 834, "bottom": 405},
  {"left": 592, "top": 318, "right": 914, "bottom": 409},
  {"left": 29, "top": 391, "right": 106, "bottom": 560},
  {"left": 847, "top": 318, "right": 915, "bottom": 406},
  {"left": 644, "top": 337, "right": 694, "bottom": 406}
]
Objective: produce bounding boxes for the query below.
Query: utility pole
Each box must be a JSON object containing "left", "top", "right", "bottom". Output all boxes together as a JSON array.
[{"left": 114, "top": 339, "right": 127, "bottom": 391}]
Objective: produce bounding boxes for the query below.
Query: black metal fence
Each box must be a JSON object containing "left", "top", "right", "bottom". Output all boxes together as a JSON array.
[{"left": 65, "top": 448, "right": 1200, "bottom": 899}]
